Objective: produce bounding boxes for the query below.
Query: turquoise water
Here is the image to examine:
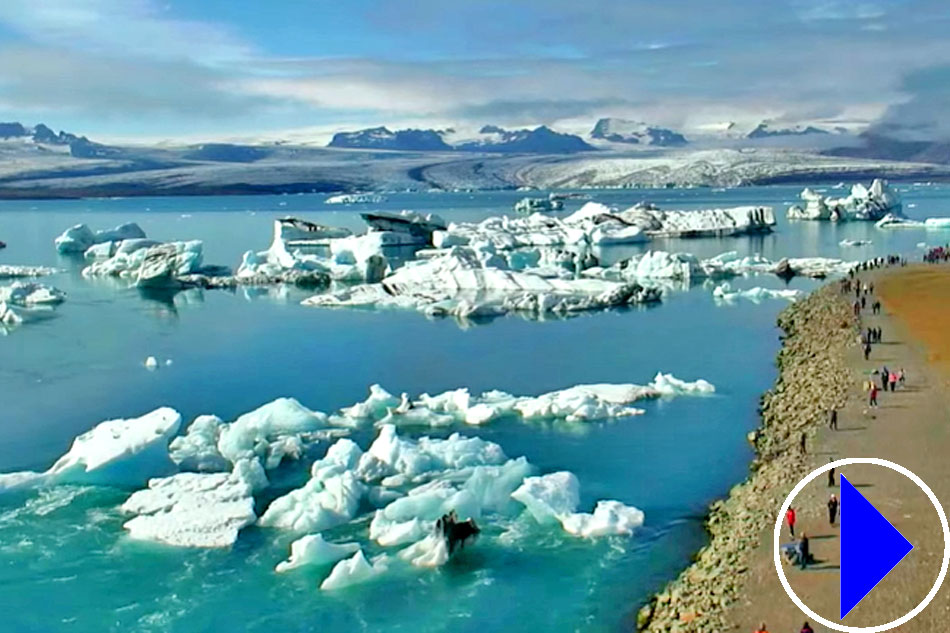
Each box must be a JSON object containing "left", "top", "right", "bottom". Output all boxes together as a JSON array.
[{"left": 0, "top": 185, "right": 946, "bottom": 632}]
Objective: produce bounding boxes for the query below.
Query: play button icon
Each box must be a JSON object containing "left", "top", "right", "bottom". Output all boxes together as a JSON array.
[
  {"left": 840, "top": 474, "right": 914, "bottom": 619},
  {"left": 774, "top": 458, "right": 950, "bottom": 632}
]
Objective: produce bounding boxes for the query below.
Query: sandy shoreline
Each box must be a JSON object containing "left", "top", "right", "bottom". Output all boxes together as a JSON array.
[{"left": 637, "top": 263, "right": 950, "bottom": 632}]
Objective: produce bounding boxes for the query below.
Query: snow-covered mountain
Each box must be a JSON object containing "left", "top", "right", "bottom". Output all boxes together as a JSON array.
[
  {"left": 746, "top": 123, "right": 831, "bottom": 139},
  {"left": 0, "top": 121, "right": 117, "bottom": 158},
  {"left": 590, "top": 118, "right": 688, "bottom": 146},
  {"left": 327, "top": 126, "right": 452, "bottom": 151},
  {"left": 327, "top": 124, "right": 595, "bottom": 154}
]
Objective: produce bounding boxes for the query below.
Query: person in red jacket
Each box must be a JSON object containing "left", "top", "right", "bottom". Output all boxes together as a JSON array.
[{"left": 786, "top": 507, "right": 797, "bottom": 537}]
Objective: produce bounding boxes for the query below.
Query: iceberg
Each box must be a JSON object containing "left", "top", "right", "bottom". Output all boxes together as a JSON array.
[
  {"left": 324, "top": 193, "right": 386, "bottom": 205},
  {"left": 839, "top": 239, "right": 872, "bottom": 247},
  {"left": 511, "top": 472, "right": 580, "bottom": 525},
  {"left": 275, "top": 534, "right": 361, "bottom": 572},
  {"left": 169, "top": 415, "right": 231, "bottom": 472},
  {"left": 875, "top": 213, "right": 923, "bottom": 229},
  {"left": 121, "top": 465, "right": 261, "bottom": 548},
  {"left": 320, "top": 550, "right": 389, "bottom": 590},
  {"left": 360, "top": 210, "right": 447, "bottom": 245},
  {"left": 0, "top": 408, "right": 185, "bottom": 491},
  {"left": 0, "top": 282, "right": 66, "bottom": 306},
  {"left": 560, "top": 500, "right": 645, "bottom": 538},
  {"left": 218, "top": 397, "right": 328, "bottom": 467},
  {"left": 511, "top": 472, "right": 644, "bottom": 538},
  {"left": 398, "top": 533, "right": 450, "bottom": 568},
  {"left": 0, "top": 265, "right": 59, "bottom": 279},
  {"left": 54, "top": 222, "right": 146, "bottom": 254},
  {"left": 83, "top": 240, "right": 205, "bottom": 288},
  {"left": 925, "top": 218, "right": 950, "bottom": 229},
  {"left": 712, "top": 282, "right": 803, "bottom": 303},
  {"left": 787, "top": 179, "right": 901, "bottom": 221},
  {"left": 258, "top": 439, "right": 366, "bottom": 532},
  {"left": 303, "top": 245, "right": 661, "bottom": 321}
]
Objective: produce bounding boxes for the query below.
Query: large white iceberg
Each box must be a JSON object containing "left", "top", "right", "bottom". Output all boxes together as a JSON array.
[
  {"left": 83, "top": 240, "right": 205, "bottom": 288},
  {"left": 787, "top": 179, "right": 901, "bottom": 221},
  {"left": 275, "top": 534, "right": 361, "bottom": 572},
  {"left": 218, "top": 397, "right": 328, "bottom": 468},
  {"left": 54, "top": 222, "right": 147, "bottom": 254},
  {"left": 303, "top": 245, "right": 661, "bottom": 321}
]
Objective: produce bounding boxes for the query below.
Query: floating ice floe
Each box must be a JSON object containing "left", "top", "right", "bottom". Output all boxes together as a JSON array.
[
  {"left": 787, "top": 179, "right": 901, "bottom": 221},
  {"left": 324, "top": 193, "right": 386, "bottom": 205},
  {"left": 121, "top": 460, "right": 265, "bottom": 548},
  {"left": 83, "top": 240, "right": 205, "bottom": 288},
  {"left": 839, "top": 239, "right": 872, "bottom": 247},
  {"left": 0, "top": 265, "right": 59, "bottom": 279},
  {"left": 511, "top": 472, "right": 645, "bottom": 537},
  {"left": 0, "top": 282, "right": 65, "bottom": 306},
  {"left": 712, "top": 282, "right": 803, "bottom": 303},
  {"left": 584, "top": 249, "right": 855, "bottom": 285},
  {"left": 275, "top": 534, "right": 361, "bottom": 572},
  {"left": 303, "top": 244, "right": 660, "bottom": 321},
  {"left": 360, "top": 210, "right": 447, "bottom": 245},
  {"left": 0, "top": 408, "right": 182, "bottom": 492},
  {"left": 320, "top": 550, "right": 390, "bottom": 590},
  {"left": 925, "top": 218, "right": 950, "bottom": 229},
  {"left": 54, "top": 222, "right": 147, "bottom": 254}
]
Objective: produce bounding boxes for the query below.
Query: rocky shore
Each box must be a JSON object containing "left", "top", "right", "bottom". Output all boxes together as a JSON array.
[{"left": 636, "top": 283, "right": 856, "bottom": 632}]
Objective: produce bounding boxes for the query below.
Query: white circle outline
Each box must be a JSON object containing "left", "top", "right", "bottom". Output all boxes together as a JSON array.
[{"left": 773, "top": 457, "right": 950, "bottom": 632}]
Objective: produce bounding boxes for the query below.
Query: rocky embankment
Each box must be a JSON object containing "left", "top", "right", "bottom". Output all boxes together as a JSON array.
[{"left": 636, "top": 284, "right": 855, "bottom": 632}]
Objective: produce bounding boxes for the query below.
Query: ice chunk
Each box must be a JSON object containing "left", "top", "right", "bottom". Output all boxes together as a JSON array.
[
  {"left": 649, "top": 372, "right": 715, "bottom": 396},
  {"left": 560, "top": 500, "right": 645, "bottom": 538},
  {"left": 275, "top": 534, "right": 361, "bottom": 572},
  {"left": 144, "top": 356, "right": 159, "bottom": 371},
  {"left": 218, "top": 397, "right": 328, "bottom": 467},
  {"left": 925, "top": 218, "right": 950, "bottom": 229},
  {"left": 320, "top": 550, "right": 388, "bottom": 590},
  {"left": 169, "top": 415, "right": 230, "bottom": 472},
  {"left": 258, "top": 441, "right": 366, "bottom": 532},
  {"left": 335, "top": 384, "right": 401, "bottom": 425},
  {"left": 839, "top": 239, "right": 872, "bottom": 247},
  {"left": 398, "top": 533, "right": 449, "bottom": 568},
  {"left": 369, "top": 513, "right": 429, "bottom": 546},
  {"left": 787, "top": 179, "right": 900, "bottom": 221},
  {"left": 513, "top": 384, "right": 652, "bottom": 422},
  {"left": 713, "top": 282, "right": 803, "bottom": 303},
  {"left": 0, "top": 265, "right": 59, "bottom": 279},
  {"left": 46, "top": 408, "right": 181, "bottom": 487},
  {"left": 55, "top": 222, "right": 147, "bottom": 254},
  {"left": 54, "top": 224, "right": 96, "bottom": 253},
  {"left": 511, "top": 472, "right": 580, "bottom": 524},
  {"left": 121, "top": 467, "right": 258, "bottom": 548},
  {"left": 0, "top": 282, "right": 66, "bottom": 306}
]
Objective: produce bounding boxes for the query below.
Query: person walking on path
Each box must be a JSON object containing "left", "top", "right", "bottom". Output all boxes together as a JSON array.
[
  {"left": 864, "top": 342, "right": 871, "bottom": 360},
  {"left": 829, "top": 408, "right": 838, "bottom": 430},
  {"left": 828, "top": 494, "right": 839, "bottom": 525},
  {"left": 753, "top": 623, "right": 769, "bottom": 633},
  {"left": 801, "top": 623, "right": 815, "bottom": 633},
  {"left": 869, "top": 383, "right": 879, "bottom": 408},
  {"left": 828, "top": 461, "right": 836, "bottom": 487},
  {"left": 880, "top": 366, "right": 889, "bottom": 390},
  {"left": 899, "top": 368, "right": 906, "bottom": 385},
  {"left": 889, "top": 371, "right": 898, "bottom": 392},
  {"left": 786, "top": 507, "right": 797, "bottom": 537},
  {"left": 799, "top": 432, "right": 807, "bottom": 455}
]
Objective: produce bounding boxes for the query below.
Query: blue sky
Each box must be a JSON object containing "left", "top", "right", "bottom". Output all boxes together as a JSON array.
[{"left": 0, "top": 0, "right": 948, "bottom": 142}]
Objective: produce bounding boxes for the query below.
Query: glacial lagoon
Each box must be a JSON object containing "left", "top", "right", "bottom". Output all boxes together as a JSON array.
[{"left": 1, "top": 184, "right": 947, "bottom": 632}]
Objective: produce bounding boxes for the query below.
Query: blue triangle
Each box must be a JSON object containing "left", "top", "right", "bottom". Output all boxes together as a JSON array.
[{"left": 840, "top": 474, "right": 914, "bottom": 619}]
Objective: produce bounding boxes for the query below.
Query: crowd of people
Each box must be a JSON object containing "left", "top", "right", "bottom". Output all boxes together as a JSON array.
[{"left": 923, "top": 245, "right": 949, "bottom": 263}]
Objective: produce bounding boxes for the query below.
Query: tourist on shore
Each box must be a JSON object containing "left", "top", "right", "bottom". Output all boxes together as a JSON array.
[
  {"left": 753, "top": 622, "right": 769, "bottom": 633},
  {"left": 786, "top": 507, "right": 797, "bottom": 537},
  {"left": 800, "top": 432, "right": 806, "bottom": 455},
  {"left": 899, "top": 368, "right": 906, "bottom": 385},
  {"left": 801, "top": 622, "right": 815, "bottom": 633},
  {"left": 880, "top": 366, "right": 889, "bottom": 390},
  {"left": 828, "top": 494, "right": 839, "bottom": 525},
  {"left": 869, "top": 383, "right": 879, "bottom": 407},
  {"left": 889, "top": 371, "right": 898, "bottom": 392},
  {"left": 864, "top": 342, "right": 871, "bottom": 360},
  {"left": 799, "top": 533, "right": 810, "bottom": 570},
  {"left": 828, "top": 460, "right": 836, "bottom": 487},
  {"left": 828, "top": 408, "right": 838, "bottom": 431}
]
